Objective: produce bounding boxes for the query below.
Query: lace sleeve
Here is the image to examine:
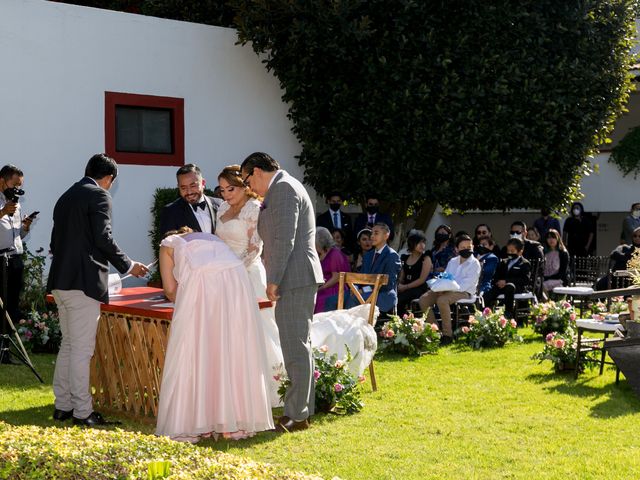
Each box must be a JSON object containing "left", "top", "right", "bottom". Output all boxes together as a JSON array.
[
  {"left": 239, "top": 199, "right": 263, "bottom": 267},
  {"left": 160, "top": 234, "right": 180, "bottom": 249}
]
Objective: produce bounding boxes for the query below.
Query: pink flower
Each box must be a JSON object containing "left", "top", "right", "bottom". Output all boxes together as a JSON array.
[
  {"left": 334, "top": 360, "right": 345, "bottom": 369},
  {"left": 554, "top": 338, "right": 566, "bottom": 349},
  {"left": 334, "top": 383, "right": 344, "bottom": 392},
  {"left": 24, "top": 330, "right": 33, "bottom": 339},
  {"left": 510, "top": 319, "right": 517, "bottom": 328},
  {"left": 569, "top": 313, "right": 576, "bottom": 321},
  {"left": 562, "top": 301, "right": 572, "bottom": 309},
  {"left": 499, "top": 317, "right": 507, "bottom": 328},
  {"left": 319, "top": 345, "right": 329, "bottom": 353},
  {"left": 19, "top": 319, "right": 26, "bottom": 325},
  {"left": 273, "top": 374, "right": 281, "bottom": 382},
  {"left": 412, "top": 322, "right": 424, "bottom": 333},
  {"left": 483, "top": 307, "right": 492, "bottom": 316},
  {"left": 386, "top": 330, "right": 395, "bottom": 338},
  {"left": 535, "top": 316, "right": 543, "bottom": 325},
  {"left": 358, "top": 375, "right": 366, "bottom": 384},
  {"left": 313, "top": 369, "right": 321, "bottom": 380},
  {"left": 42, "top": 313, "right": 49, "bottom": 320},
  {"left": 461, "top": 326, "right": 470, "bottom": 334},
  {"left": 546, "top": 333, "right": 555, "bottom": 343},
  {"left": 468, "top": 315, "right": 476, "bottom": 323},
  {"left": 430, "top": 323, "right": 439, "bottom": 332},
  {"left": 402, "top": 314, "right": 409, "bottom": 320}
]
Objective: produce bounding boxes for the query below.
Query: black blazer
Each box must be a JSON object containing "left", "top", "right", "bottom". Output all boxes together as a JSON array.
[
  {"left": 353, "top": 211, "right": 394, "bottom": 241},
  {"left": 493, "top": 256, "right": 531, "bottom": 292},
  {"left": 159, "top": 196, "right": 219, "bottom": 236},
  {"left": 47, "top": 177, "right": 132, "bottom": 303},
  {"left": 316, "top": 209, "right": 353, "bottom": 240}
]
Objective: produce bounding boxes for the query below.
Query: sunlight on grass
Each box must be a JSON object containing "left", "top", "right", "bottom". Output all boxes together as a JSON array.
[{"left": 1, "top": 328, "right": 639, "bottom": 479}]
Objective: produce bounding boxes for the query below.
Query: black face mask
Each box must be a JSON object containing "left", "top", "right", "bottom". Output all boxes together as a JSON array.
[
  {"left": 329, "top": 203, "right": 341, "bottom": 212},
  {"left": 507, "top": 253, "right": 519, "bottom": 260},
  {"left": 435, "top": 233, "right": 449, "bottom": 243},
  {"left": 366, "top": 205, "right": 379, "bottom": 215},
  {"left": 476, "top": 246, "right": 489, "bottom": 255},
  {"left": 459, "top": 249, "right": 473, "bottom": 259}
]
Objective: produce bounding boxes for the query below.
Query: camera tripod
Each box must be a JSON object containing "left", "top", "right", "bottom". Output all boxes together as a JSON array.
[{"left": 0, "top": 250, "right": 43, "bottom": 382}]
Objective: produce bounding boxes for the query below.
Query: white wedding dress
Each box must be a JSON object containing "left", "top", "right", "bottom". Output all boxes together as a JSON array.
[{"left": 216, "top": 198, "right": 284, "bottom": 407}]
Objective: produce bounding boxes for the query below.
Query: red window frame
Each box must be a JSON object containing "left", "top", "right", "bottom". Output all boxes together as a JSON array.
[{"left": 105, "top": 91, "right": 184, "bottom": 166}]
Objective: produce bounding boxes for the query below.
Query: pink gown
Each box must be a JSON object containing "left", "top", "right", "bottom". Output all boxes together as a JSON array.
[
  {"left": 315, "top": 247, "right": 351, "bottom": 313},
  {"left": 155, "top": 232, "right": 274, "bottom": 442}
]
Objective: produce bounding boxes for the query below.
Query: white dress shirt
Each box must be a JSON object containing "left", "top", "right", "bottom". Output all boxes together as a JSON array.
[
  {"left": 192, "top": 195, "right": 212, "bottom": 234},
  {"left": 0, "top": 191, "right": 27, "bottom": 255},
  {"left": 445, "top": 255, "right": 481, "bottom": 295}
]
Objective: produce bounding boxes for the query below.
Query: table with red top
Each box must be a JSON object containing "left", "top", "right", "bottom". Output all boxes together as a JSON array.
[{"left": 49, "top": 286, "right": 272, "bottom": 419}]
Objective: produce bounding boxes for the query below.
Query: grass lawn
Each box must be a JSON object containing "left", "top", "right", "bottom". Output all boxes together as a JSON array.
[{"left": 1, "top": 328, "right": 639, "bottom": 479}]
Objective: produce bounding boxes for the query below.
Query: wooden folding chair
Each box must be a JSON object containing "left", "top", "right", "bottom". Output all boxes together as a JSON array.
[{"left": 337, "top": 272, "right": 389, "bottom": 392}]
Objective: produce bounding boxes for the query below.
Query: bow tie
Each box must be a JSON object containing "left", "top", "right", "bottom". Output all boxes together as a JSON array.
[{"left": 192, "top": 201, "right": 206, "bottom": 211}]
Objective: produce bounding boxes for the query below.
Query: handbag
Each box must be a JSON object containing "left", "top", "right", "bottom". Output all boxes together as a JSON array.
[{"left": 427, "top": 271, "right": 461, "bottom": 293}]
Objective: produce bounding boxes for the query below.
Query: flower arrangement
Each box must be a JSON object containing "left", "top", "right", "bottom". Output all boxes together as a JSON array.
[
  {"left": 17, "top": 310, "right": 62, "bottom": 352},
  {"left": 456, "top": 307, "right": 522, "bottom": 349},
  {"left": 276, "top": 346, "right": 364, "bottom": 414},
  {"left": 608, "top": 296, "right": 629, "bottom": 315},
  {"left": 530, "top": 300, "right": 576, "bottom": 336},
  {"left": 378, "top": 312, "right": 441, "bottom": 355},
  {"left": 531, "top": 327, "right": 598, "bottom": 372}
]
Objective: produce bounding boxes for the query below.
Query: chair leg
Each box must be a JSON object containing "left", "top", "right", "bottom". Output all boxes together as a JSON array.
[
  {"left": 616, "top": 367, "right": 620, "bottom": 385},
  {"left": 369, "top": 361, "right": 377, "bottom": 392},
  {"left": 575, "top": 328, "right": 583, "bottom": 379},
  {"left": 599, "top": 333, "right": 609, "bottom": 375}
]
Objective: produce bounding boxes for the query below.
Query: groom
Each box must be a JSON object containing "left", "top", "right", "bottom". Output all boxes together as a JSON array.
[{"left": 241, "top": 152, "right": 323, "bottom": 433}]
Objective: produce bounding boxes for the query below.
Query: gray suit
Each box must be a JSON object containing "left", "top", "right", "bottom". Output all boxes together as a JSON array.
[{"left": 258, "top": 170, "right": 323, "bottom": 420}]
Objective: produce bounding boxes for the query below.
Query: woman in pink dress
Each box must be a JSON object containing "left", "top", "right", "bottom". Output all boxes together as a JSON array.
[
  {"left": 155, "top": 227, "right": 274, "bottom": 442},
  {"left": 315, "top": 226, "right": 351, "bottom": 313}
]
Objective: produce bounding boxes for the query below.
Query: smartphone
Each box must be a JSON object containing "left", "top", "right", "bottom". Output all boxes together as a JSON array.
[{"left": 27, "top": 211, "right": 39, "bottom": 219}]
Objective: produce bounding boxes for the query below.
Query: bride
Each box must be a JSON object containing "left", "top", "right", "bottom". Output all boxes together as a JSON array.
[{"left": 216, "top": 165, "right": 284, "bottom": 407}]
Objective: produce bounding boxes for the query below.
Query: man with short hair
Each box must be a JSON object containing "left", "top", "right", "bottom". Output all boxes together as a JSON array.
[
  {"left": 353, "top": 196, "right": 394, "bottom": 243},
  {"left": 419, "top": 234, "right": 481, "bottom": 344},
  {"left": 159, "top": 164, "right": 220, "bottom": 236},
  {"left": 0, "top": 164, "right": 35, "bottom": 323},
  {"left": 47, "top": 153, "right": 149, "bottom": 427},
  {"left": 533, "top": 208, "right": 562, "bottom": 240},
  {"left": 483, "top": 237, "right": 531, "bottom": 319},
  {"left": 501, "top": 220, "right": 544, "bottom": 263},
  {"left": 241, "top": 152, "right": 323, "bottom": 434},
  {"left": 316, "top": 192, "right": 353, "bottom": 248},
  {"left": 620, "top": 202, "right": 640, "bottom": 245}
]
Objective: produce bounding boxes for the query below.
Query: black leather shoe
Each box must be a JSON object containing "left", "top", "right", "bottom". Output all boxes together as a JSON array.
[
  {"left": 440, "top": 335, "right": 454, "bottom": 346},
  {"left": 274, "top": 415, "right": 310, "bottom": 433},
  {"left": 73, "top": 411, "right": 108, "bottom": 427},
  {"left": 53, "top": 408, "right": 73, "bottom": 421}
]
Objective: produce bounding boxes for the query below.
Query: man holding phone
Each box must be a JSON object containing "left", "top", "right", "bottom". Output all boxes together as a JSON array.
[{"left": 0, "top": 164, "right": 36, "bottom": 327}]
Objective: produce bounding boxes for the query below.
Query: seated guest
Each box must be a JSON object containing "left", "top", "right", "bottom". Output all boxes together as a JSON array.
[
  {"left": 316, "top": 192, "right": 353, "bottom": 249},
  {"left": 331, "top": 228, "right": 352, "bottom": 259},
  {"left": 347, "top": 223, "right": 401, "bottom": 316},
  {"left": 533, "top": 207, "right": 562, "bottom": 239},
  {"left": 542, "top": 228, "right": 569, "bottom": 294},
  {"left": 595, "top": 226, "right": 640, "bottom": 290},
  {"left": 501, "top": 221, "right": 544, "bottom": 263},
  {"left": 473, "top": 223, "right": 501, "bottom": 257},
  {"left": 476, "top": 237, "right": 499, "bottom": 296},
  {"left": 431, "top": 225, "right": 456, "bottom": 277},
  {"left": 527, "top": 227, "right": 541, "bottom": 243},
  {"left": 352, "top": 228, "right": 372, "bottom": 272},
  {"left": 353, "top": 196, "right": 394, "bottom": 242},
  {"left": 397, "top": 230, "right": 432, "bottom": 315},
  {"left": 315, "top": 227, "right": 351, "bottom": 313},
  {"left": 484, "top": 238, "right": 531, "bottom": 319},
  {"left": 418, "top": 234, "right": 481, "bottom": 345}
]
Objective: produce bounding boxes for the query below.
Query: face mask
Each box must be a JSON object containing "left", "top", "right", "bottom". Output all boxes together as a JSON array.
[
  {"left": 329, "top": 203, "right": 341, "bottom": 212},
  {"left": 476, "top": 245, "right": 489, "bottom": 255},
  {"left": 507, "top": 253, "right": 519, "bottom": 260},
  {"left": 632, "top": 210, "right": 640, "bottom": 219},
  {"left": 366, "top": 205, "right": 379, "bottom": 215},
  {"left": 510, "top": 233, "right": 523, "bottom": 240},
  {"left": 435, "top": 233, "right": 449, "bottom": 243},
  {"left": 572, "top": 208, "right": 581, "bottom": 216},
  {"left": 459, "top": 249, "right": 473, "bottom": 259}
]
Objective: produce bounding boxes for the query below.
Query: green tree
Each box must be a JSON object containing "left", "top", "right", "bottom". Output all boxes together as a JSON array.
[{"left": 233, "top": 0, "right": 636, "bottom": 231}]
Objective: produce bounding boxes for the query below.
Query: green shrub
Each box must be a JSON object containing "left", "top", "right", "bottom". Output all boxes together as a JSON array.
[
  {"left": 609, "top": 125, "right": 640, "bottom": 178},
  {"left": 0, "top": 421, "right": 321, "bottom": 479}
]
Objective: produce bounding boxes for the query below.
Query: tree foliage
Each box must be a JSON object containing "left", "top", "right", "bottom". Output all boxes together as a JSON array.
[
  {"left": 233, "top": 0, "right": 636, "bottom": 219},
  {"left": 610, "top": 126, "right": 640, "bottom": 178}
]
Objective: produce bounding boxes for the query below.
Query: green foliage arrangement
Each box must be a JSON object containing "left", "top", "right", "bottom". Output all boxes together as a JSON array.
[
  {"left": 531, "top": 327, "right": 598, "bottom": 373},
  {"left": 0, "top": 421, "right": 319, "bottom": 479},
  {"left": 17, "top": 310, "right": 62, "bottom": 353},
  {"left": 456, "top": 307, "right": 522, "bottom": 349},
  {"left": 609, "top": 126, "right": 640, "bottom": 178},
  {"left": 379, "top": 312, "right": 441, "bottom": 355},
  {"left": 19, "top": 245, "right": 48, "bottom": 313},
  {"left": 234, "top": 0, "right": 636, "bottom": 224},
  {"left": 276, "top": 347, "right": 364, "bottom": 414},
  {"left": 530, "top": 300, "right": 577, "bottom": 337}
]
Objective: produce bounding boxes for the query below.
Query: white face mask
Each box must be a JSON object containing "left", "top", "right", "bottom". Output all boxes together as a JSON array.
[
  {"left": 572, "top": 208, "right": 581, "bottom": 216},
  {"left": 510, "top": 233, "right": 523, "bottom": 240},
  {"left": 632, "top": 209, "right": 640, "bottom": 219}
]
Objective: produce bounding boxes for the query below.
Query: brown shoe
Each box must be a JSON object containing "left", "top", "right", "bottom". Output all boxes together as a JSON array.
[{"left": 275, "top": 415, "right": 310, "bottom": 433}]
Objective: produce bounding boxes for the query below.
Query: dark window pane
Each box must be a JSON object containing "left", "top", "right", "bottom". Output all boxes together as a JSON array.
[{"left": 115, "top": 106, "right": 173, "bottom": 154}]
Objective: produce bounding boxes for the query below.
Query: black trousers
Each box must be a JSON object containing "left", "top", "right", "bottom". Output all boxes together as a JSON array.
[
  {"left": 0, "top": 255, "right": 24, "bottom": 323},
  {"left": 484, "top": 283, "right": 517, "bottom": 319}
]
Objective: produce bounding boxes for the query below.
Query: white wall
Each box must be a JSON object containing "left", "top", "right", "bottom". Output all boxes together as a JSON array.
[{"left": 0, "top": 0, "right": 303, "bottom": 283}]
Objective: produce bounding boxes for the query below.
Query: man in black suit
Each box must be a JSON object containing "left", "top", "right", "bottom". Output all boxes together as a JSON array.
[
  {"left": 483, "top": 237, "right": 531, "bottom": 319},
  {"left": 316, "top": 192, "right": 353, "bottom": 248},
  {"left": 159, "top": 164, "right": 220, "bottom": 236},
  {"left": 353, "top": 195, "right": 394, "bottom": 243},
  {"left": 47, "top": 154, "right": 148, "bottom": 427}
]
